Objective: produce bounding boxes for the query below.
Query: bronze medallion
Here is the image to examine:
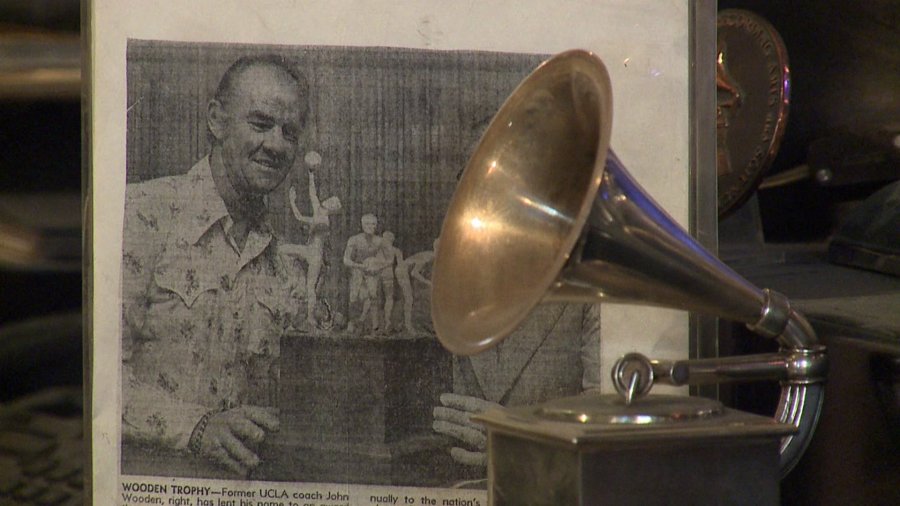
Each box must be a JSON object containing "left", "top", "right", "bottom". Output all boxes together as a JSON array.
[{"left": 716, "top": 9, "right": 791, "bottom": 217}]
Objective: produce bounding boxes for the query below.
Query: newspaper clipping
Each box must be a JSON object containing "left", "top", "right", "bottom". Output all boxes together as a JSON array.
[
  {"left": 119, "top": 40, "right": 606, "bottom": 493},
  {"left": 91, "top": 2, "right": 694, "bottom": 504}
]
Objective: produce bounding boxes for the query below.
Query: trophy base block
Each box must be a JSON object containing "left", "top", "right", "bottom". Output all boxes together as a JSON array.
[{"left": 254, "top": 434, "right": 459, "bottom": 486}]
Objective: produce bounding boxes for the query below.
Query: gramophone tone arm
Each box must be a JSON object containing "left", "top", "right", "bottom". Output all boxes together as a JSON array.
[
  {"left": 611, "top": 302, "right": 827, "bottom": 476},
  {"left": 646, "top": 346, "right": 827, "bottom": 387},
  {"left": 610, "top": 289, "right": 826, "bottom": 390},
  {"left": 612, "top": 347, "right": 826, "bottom": 396}
]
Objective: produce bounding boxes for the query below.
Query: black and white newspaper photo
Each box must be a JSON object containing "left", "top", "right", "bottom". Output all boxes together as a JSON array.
[
  {"left": 88, "top": 1, "right": 695, "bottom": 504},
  {"left": 120, "top": 39, "right": 604, "bottom": 487}
]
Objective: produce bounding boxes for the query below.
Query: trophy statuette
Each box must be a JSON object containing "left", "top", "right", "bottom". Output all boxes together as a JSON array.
[{"left": 431, "top": 50, "right": 826, "bottom": 505}]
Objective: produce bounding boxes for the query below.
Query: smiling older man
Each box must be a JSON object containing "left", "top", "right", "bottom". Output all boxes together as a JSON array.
[{"left": 120, "top": 54, "right": 308, "bottom": 477}]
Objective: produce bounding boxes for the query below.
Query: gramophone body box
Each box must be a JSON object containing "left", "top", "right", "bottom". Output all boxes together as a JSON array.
[{"left": 478, "top": 394, "right": 794, "bottom": 506}]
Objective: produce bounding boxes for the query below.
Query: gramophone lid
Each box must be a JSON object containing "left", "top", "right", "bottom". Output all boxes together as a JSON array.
[{"left": 473, "top": 394, "right": 796, "bottom": 450}]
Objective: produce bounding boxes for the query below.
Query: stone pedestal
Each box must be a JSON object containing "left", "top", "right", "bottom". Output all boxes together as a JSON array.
[{"left": 257, "top": 331, "right": 454, "bottom": 485}]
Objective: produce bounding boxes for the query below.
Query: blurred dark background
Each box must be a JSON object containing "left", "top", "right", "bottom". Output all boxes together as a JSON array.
[
  {"left": 0, "top": 0, "right": 82, "bottom": 400},
  {"left": 719, "top": 0, "right": 899, "bottom": 241},
  {"left": 716, "top": 2, "right": 900, "bottom": 505},
  {"left": 0, "top": 2, "right": 84, "bottom": 504}
]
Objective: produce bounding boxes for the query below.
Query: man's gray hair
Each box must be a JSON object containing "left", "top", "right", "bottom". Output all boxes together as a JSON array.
[
  {"left": 214, "top": 54, "right": 309, "bottom": 106},
  {"left": 207, "top": 54, "right": 310, "bottom": 145}
]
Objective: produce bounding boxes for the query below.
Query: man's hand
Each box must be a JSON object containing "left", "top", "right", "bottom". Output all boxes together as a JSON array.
[
  {"left": 432, "top": 393, "right": 503, "bottom": 468},
  {"left": 197, "top": 405, "right": 279, "bottom": 476},
  {"left": 288, "top": 185, "right": 298, "bottom": 204}
]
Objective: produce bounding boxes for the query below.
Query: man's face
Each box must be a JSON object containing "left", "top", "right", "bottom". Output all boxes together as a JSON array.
[
  {"left": 216, "top": 65, "right": 305, "bottom": 196},
  {"left": 361, "top": 216, "right": 377, "bottom": 234}
]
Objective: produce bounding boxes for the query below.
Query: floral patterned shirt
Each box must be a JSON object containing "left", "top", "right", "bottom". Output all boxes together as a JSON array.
[{"left": 121, "top": 157, "right": 298, "bottom": 451}]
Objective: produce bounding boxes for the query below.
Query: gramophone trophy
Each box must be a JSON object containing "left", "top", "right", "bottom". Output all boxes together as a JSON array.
[{"left": 431, "top": 50, "right": 826, "bottom": 505}]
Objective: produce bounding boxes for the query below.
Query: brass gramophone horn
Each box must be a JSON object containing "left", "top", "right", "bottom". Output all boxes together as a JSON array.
[{"left": 431, "top": 50, "right": 826, "bottom": 475}]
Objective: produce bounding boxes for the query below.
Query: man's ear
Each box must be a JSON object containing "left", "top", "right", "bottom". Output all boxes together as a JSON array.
[{"left": 208, "top": 99, "right": 228, "bottom": 142}]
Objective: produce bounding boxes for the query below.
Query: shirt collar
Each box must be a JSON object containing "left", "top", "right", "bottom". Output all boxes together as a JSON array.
[
  {"left": 177, "top": 156, "right": 277, "bottom": 267},
  {"left": 178, "top": 156, "right": 232, "bottom": 245}
]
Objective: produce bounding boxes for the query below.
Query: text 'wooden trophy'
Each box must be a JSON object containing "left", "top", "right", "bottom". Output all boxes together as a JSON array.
[{"left": 431, "top": 50, "right": 826, "bottom": 506}]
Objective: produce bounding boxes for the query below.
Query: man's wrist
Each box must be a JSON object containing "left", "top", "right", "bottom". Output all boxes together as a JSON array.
[{"left": 188, "top": 409, "right": 218, "bottom": 454}]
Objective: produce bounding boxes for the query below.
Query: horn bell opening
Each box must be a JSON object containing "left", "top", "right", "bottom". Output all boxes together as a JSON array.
[{"left": 432, "top": 50, "right": 613, "bottom": 356}]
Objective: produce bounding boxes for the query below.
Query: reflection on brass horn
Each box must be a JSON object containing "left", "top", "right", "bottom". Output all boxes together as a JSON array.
[{"left": 431, "top": 50, "right": 826, "bottom": 476}]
